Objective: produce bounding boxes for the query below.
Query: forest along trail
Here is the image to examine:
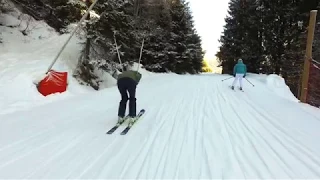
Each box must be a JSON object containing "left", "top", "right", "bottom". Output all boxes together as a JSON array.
[{"left": 0, "top": 74, "right": 320, "bottom": 179}]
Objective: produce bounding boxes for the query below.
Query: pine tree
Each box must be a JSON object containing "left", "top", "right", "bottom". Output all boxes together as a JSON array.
[
  {"left": 216, "top": 0, "right": 249, "bottom": 75},
  {"left": 74, "top": 0, "right": 137, "bottom": 89},
  {"left": 13, "top": 0, "right": 86, "bottom": 32},
  {"left": 279, "top": 0, "right": 307, "bottom": 96},
  {"left": 89, "top": 0, "right": 136, "bottom": 67},
  {"left": 259, "top": 0, "right": 318, "bottom": 97},
  {"left": 134, "top": 0, "right": 174, "bottom": 72},
  {"left": 238, "top": 0, "right": 265, "bottom": 74},
  {"left": 168, "top": 0, "right": 204, "bottom": 74},
  {"left": 187, "top": 31, "right": 204, "bottom": 73}
]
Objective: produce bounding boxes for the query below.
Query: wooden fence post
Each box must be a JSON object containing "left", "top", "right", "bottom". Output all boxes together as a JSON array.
[{"left": 300, "top": 10, "right": 317, "bottom": 103}]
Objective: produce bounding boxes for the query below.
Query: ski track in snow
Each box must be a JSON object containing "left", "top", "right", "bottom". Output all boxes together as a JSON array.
[{"left": 0, "top": 74, "right": 320, "bottom": 179}]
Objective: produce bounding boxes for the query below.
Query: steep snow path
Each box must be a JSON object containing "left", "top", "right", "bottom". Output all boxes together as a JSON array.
[{"left": 0, "top": 74, "right": 320, "bottom": 179}]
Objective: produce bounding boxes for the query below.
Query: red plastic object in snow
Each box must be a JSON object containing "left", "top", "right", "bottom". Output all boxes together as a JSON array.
[{"left": 37, "top": 70, "right": 68, "bottom": 96}]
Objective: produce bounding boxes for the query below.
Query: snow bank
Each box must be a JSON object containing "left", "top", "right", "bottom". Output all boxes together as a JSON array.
[
  {"left": 0, "top": 11, "right": 58, "bottom": 50},
  {"left": 0, "top": 50, "right": 94, "bottom": 115},
  {"left": 248, "top": 73, "right": 299, "bottom": 102},
  {"left": 0, "top": 8, "right": 155, "bottom": 115},
  {"left": 265, "top": 74, "right": 299, "bottom": 102},
  {"left": 0, "top": 9, "right": 94, "bottom": 114}
]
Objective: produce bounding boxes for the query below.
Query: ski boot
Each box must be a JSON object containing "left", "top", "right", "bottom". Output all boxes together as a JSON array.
[
  {"left": 240, "top": 87, "right": 242, "bottom": 91},
  {"left": 231, "top": 86, "right": 234, "bottom": 90},
  {"left": 117, "top": 116, "right": 126, "bottom": 125},
  {"left": 127, "top": 116, "right": 138, "bottom": 127}
]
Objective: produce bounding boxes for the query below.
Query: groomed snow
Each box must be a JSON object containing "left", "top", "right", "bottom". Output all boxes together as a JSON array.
[
  {"left": 0, "top": 73, "right": 320, "bottom": 179},
  {"left": 1, "top": 7, "right": 320, "bottom": 179}
]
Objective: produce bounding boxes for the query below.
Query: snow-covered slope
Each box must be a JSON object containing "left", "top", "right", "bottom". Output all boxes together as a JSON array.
[
  {"left": 0, "top": 73, "right": 320, "bottom": 179},
  {"left": 1, "top": 5, "right": 320, "bottom": 179}
]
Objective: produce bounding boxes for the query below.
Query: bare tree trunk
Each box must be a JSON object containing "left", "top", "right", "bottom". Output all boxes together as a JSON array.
[
  {"left": 134, "top": 0, "right": 141, "bottom": 17},
  {"left": 73, "top": 0, "right": 99, "bottom": 90},
  {"left": 84, "top": 0, "right": 91, "bottom": 61}
]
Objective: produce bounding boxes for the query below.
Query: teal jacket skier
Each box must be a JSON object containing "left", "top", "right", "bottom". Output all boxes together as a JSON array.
[
  {"left": 231, "top": 59, "right": 247, "bottom": 90},
  {"left": 233, "top": 59, "right": 247, "bottom": 77}
]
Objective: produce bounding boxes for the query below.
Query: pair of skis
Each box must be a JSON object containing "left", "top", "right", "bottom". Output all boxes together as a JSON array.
[{"left": 106, "top": 109, "right": 145, "bottom": 135}]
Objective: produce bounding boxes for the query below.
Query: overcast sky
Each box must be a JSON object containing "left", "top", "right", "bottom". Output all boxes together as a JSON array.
[{"left": 186, "top": 0, "right": 230, "bottom": 60}]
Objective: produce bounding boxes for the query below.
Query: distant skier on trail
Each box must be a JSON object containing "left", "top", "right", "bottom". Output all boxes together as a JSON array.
[
  {"left": 116, "top": 67, "right": 142, "bottom": 126},
  {"left": 231, "top": 59, "right": 247, "bottom": 90}
]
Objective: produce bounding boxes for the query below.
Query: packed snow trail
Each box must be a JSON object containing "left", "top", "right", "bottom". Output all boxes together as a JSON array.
[{"left": 0, "top": 74, "right": 320, "bottom": 179}]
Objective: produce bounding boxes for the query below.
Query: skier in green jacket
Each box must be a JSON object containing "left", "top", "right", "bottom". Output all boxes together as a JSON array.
[
  {"left": 231, "top": 59, "right": 247, "bottom": 90},
  {"left": 116, "top": 68, "right": 142, "bottom": 125}
]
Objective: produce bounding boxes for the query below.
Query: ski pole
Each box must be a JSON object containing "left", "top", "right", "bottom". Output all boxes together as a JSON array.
[
  {"left": 221, "top": 76, "right": 233, "bottom": 81},
  {"left": 245, "top": 77, "right": 255, "bottom": 87},
  {"left": 136, "top": 38, "right": 144, "bottom": 72},
  {"left": 113, "top": 32, "right": 123, "bottom": 72}
]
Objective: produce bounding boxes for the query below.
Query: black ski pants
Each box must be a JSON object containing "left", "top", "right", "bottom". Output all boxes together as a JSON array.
[{"left": 117, "top": 77, "right": 137, "bottom": 117}]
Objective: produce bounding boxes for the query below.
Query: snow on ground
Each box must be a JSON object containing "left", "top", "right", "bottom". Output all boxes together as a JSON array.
[
  {"left": 0, "top": 72, "right": 320, "bottom": 179},
  {"left": 1, "top": 4, "right": 320, "bottom": 179},
  {"left": 246, "top": 73, "right": 299, "bottom": 102},
  {"left": 0, "top": 9, "right": 156, "bottom": 115},
  {"left": 0, "top": 8, "right": 93, "bottom": 114}
]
